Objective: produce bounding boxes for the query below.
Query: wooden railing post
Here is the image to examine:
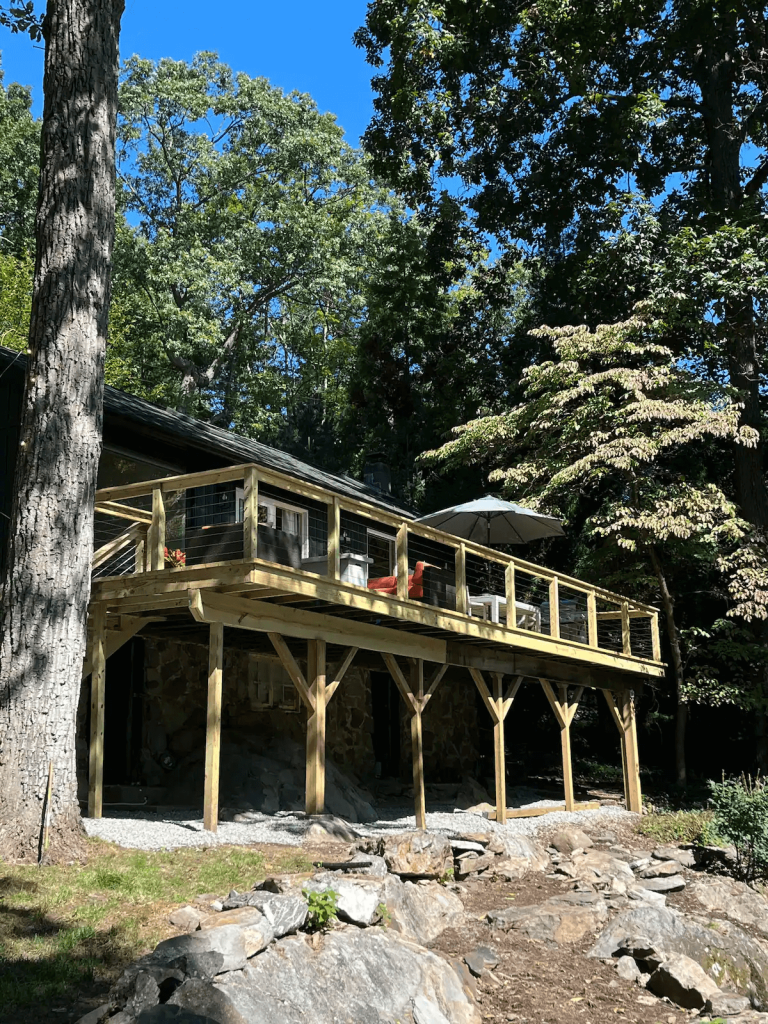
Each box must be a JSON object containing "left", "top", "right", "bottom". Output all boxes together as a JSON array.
[
  {"left": 621, "top": 601, "right": 631, "bottom": 656},
  {"left": 135, "top": 524, "right": 148, "bottom": 574},
  {"left": 204, "top": 621, "right": 224, "bottom": 832},
  {"left": 150, "top": 485, "right": 165, "bottom": 571},
  {"left": 587, "top": 591, "right": 598, "bottom": 647},
  {"left": 243, "top": 466, "right": 258, "bottom": 561},
  {"left": 88, "top": 603, "right": 107, "bottom": 819},
  {"left": 505, "top": 562, "right": 516, "bottom": 628},
  {"left": 455, "top": 541, "right": 468, "bottom": 614},
  {"left": 328, "top": 497, "right": 341, "bottom": 580},
  {"left": 548, "top": 578, "right": 560, "bottom": 639},
  {"left": 396, "top": 524, "right": 409, "bottom": 601},
  {"left": 651, "top": 611, "right": 661, "bottom": 661}
]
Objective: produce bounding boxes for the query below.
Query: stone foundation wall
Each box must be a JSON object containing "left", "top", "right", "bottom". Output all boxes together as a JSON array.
[{"left": 399, "top": 672, "right": 481, "bottom": 783}]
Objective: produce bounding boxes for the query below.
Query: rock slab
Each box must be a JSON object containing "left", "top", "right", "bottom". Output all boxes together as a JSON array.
[
  {"left": 378, "top": 832, "right": 453, "bottom": 878},
  {"left": 214, "top": 929, "right": 481, "bottom": 1024}
]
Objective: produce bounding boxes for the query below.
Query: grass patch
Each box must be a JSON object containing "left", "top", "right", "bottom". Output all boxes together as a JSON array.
[
  {"left": 636, "top": 808, "right": 715, "bottom": 845},
  {"left": 0, "top": 839, "right": 311, "bottom": 1024}
]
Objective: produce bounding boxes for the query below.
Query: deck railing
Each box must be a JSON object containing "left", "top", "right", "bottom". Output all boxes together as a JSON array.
[{"left": 92, "top": 462, "right": 662, "bottom": 664}]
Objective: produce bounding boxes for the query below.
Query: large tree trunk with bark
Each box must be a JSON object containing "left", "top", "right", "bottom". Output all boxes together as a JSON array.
[{"left": 0, "top": 0, "right": 124, "bottom": 863}]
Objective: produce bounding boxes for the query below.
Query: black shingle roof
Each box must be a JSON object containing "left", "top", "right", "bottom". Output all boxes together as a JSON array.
[{"left": 0, "top": 346, "right": 412, "bottom": 517}]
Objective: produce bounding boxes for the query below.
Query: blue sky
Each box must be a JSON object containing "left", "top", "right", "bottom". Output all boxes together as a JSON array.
[{"left": 0, "top": 0, "right": 375, "bottom": 146}]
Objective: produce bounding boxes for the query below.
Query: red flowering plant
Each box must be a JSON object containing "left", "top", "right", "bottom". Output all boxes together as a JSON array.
[{"left": 164, "top": 546, "right": 186, "bottom": 568}]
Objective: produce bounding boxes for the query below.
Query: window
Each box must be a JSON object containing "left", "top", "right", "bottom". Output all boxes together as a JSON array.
[
  {"left": 368, "top": 529, "right": 395, "bottom": 578},
  {"left": 236, "top": 488, "right": 309, "bottom": 557}
]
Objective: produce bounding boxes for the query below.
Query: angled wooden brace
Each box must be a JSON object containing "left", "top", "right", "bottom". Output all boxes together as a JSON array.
[
  {"left": 540, "top": 679, "right": 583, "bottom": 811},
  {"left": 382, "top": 654, "right": 446, "bottom": 829},
  {"left": 470, "top": 669, "right": 524, "bottom": 823},
  {"left": 603, "top": 689, "right": 642, "bottom": 812}
]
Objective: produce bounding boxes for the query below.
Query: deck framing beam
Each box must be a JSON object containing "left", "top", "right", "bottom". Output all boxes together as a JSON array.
[{"left": 603, "top": 689, "right": 642, "bottom": 812}]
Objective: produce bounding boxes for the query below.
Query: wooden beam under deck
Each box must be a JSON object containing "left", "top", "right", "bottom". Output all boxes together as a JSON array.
[{"left": 92, "top": 559, "right": 664, "bottom": 682}]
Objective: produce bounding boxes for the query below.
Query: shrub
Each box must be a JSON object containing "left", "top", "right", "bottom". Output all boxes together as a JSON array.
[
  {"left": 636, "top": 809, "right": 714, "bottom": 845},
  {"left": 302, "top": 888, "right": 338, "bottom": 932},
  {"left": 708, "top": 774, "right": 768, "bottom": 881}
]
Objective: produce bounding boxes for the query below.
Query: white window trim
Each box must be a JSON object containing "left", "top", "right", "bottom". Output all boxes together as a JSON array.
[
  {"left": 236, "top": 487, "right": 309, "bottom": 558},
  {"left": 367, "top": 528, "right": 396, "bottom": 574}
]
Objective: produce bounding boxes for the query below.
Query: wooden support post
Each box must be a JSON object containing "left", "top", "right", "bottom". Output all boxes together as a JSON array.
[
  {"left": 88, "top": 603, "right": 107, "bottom": 819},
  {"left": 382, "top": 654, "right": 444, "bottom": 830},
  {"left": 204, "top": 621, "right": 224, "bottom": 832},
  {"left": 548, "top": 578, "right": 560, "bottom": 639},
  {"left": 650, "top": 612, "right": 661, "bottom": 662},
  {"left": 410, "top": 660, "right": 425, "bottom": 829},
  {"left": 455, "top": 542, "right": 468, "bottom": 615},
  {"left": 306, "top": 639, "right": 327, "bottom": 814},
  {"left": 396, "top": 524, "right": 409, "bottom": 601},
  {"left": 469, "top": 668, "right": 523, "bottom": 824},
  {"left": 505, "top": 563, "right": 516, "bottom": 628},
  {"left": 328, "top": 497, "right": 341, "bottom": 580},
  {"left": 243, "top": 466, "right": 258, "bottom": 561},
  {"left": 621, "top": 601, "right": 631, "bottom": 656},
  {"left": 605, "top": 689, "right": 642, "bottom": 812},
  {"left": 587, "top": 591, "right": 598, "bottom": 647},
  {"left": 539, "top": 678, "right": 581, "bottom": 812},
  {"left": 151, "top": 485, "right": 165, "bottom": 571}
]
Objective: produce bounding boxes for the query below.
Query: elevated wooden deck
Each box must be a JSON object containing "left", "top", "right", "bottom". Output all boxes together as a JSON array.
[{"left": 85, "top": 462, "right": 663, "bottom": 829}]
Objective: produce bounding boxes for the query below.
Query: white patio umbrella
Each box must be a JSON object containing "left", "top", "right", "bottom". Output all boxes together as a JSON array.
[{"left": 415, "top": 496, "right": 565, "bottom": 546}]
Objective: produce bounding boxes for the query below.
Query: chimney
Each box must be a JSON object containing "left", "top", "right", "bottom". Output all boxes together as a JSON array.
[{"left": 363, "top": 453, "right": 391, "bottom": 495}]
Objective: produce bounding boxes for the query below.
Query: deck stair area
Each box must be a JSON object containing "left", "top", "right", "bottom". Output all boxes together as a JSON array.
[{"left": 85, "top": 462, "right": 664, "bottom": 831}]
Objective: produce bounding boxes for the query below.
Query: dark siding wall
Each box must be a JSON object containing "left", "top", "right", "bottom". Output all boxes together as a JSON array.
[{"left": 0, "top": 366, "right": 23, "bottom": 573}]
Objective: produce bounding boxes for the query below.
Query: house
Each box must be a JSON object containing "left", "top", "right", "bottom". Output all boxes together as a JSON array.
[{"left": 0, "top": 345, "right": 663, "bottom": 828}]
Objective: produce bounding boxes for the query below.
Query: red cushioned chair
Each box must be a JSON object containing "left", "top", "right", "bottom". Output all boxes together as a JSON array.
[{"left": 367, "top": 560, "right": 435, "bottom": 599}]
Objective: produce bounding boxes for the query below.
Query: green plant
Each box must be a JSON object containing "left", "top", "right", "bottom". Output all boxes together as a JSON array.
[
  {"left": 637, "top": 809, "right": 714, "bottom": 845},
  {"left": 376, "top": 902, "right": 392, "bottom": 927},
  {"left": 708, "top": 774, "right": 768, "bottom": 881},
  {"left": 302, "top": 888, "right": 338, "bottom": 932},
  {"left": 437, "top": 867, "right": 454, "bottom": 886}
]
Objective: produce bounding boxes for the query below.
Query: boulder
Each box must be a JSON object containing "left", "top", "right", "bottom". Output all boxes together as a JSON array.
[
  {"left": 412, "top": 995, "right": 451, "bottom": 1024},
  {"left": 494, "top": 835, "right": 549, "bottom": 878},
  {"left": 222, "top": 893, "right": 309, "bottom": 937},
  {"left": 167, "top": 977, "right": 249, "bottom": 1024},
  {"left": 169, "top": 906, "right": 202, "bottom": 932},
  {"left": 110, "top": 956, "right": 185, "bottom": 1008},
  {"left": 648, "top": 953, "right": 721, "bottom": 1009},
  {"left": 306, "top": 814, "right": 361, "bottom": 841},
  {"left": 378, "top": 832, "right": 453, "bottom": 878},
  {"left": 154, "top": 926, "right": 249, "bottom": 974},
  {"left": 381, "top": 875, "right": 465, "bottom": 946},
  {"left": 138, "top": 1008, "right": 221, "bottom": 1024},
  {"left": 213, "top": 929, "right": 481, "bottom": 1024},
  {"left": 569, "top": 849, "right": 635, "bottom": 886},
  {"left": 199, "top": 907, "right": 274, "bottom": 958},
  {"left": 303, "top": 874, "right": 384, "bottom": 927},
  {"left": 455, "top": 853, "right": 497, "bottom": 879},
  {"left": 638, "top": 860, "right": 685, "bottom": 879},
  {"left": 131, "top": 972, "right": 161, "bottom": 1016},
  {"left": 588, "top": 904, "right": 768, "bottom": 1003},
  {"left": 487, "top": 892, "right": 609, "bottom": 944},
  {"left": 451, "top": 840, "right": 486, "bottom": 855},
  {"left": 464, "top": 946, "right": 499, "bottom": 978},
  {"left": 653, "top": 846, "right": 697, "bottom": 869},
  {"left": 692, "top": 878, "right": 768, "bottom": 939},
  {"left": 705, "top": 992, "right": 752, "bottom": 1017},
  {"left": 627, "top": 886, "right": 667, "bottom": 906},
  {"left": 636, "top": 874, "right": 686, "bottom": 893},
  {"left": 550, "top": 828, "right": 595, "bottom": 855},
  {"left": 616, "top": 955, "right": 642, "bottom": 983}
]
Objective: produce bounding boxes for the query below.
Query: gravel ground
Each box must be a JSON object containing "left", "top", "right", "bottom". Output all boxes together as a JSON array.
[{"left": 82, "top": 801, "right": 634, "bottom": 850}]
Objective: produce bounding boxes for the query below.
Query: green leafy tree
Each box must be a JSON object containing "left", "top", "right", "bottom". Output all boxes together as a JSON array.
[
  {"left": 422, "top": 311, "right": 756, "bottom": 784},
  {"left": 0, "top": 62, "right": 39, "bottom": 256},
  {"left": 357, "top": 0, "right": 768, "bottom": 534},
  {"left": 113, "top": 53, "right": 391, "bottom": 431}
]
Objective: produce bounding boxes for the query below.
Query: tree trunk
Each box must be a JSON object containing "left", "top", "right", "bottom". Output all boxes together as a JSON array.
[
  {"left": 647, "top": 546, "right": 687, "bottom": 789},
  {"left": 0, "top": 0, "right": 124, "bottom": 862}
]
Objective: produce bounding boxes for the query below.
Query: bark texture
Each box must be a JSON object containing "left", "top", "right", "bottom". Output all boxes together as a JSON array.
[{"left": 0, "top": 0, "right": 124, "bottom": 862}]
